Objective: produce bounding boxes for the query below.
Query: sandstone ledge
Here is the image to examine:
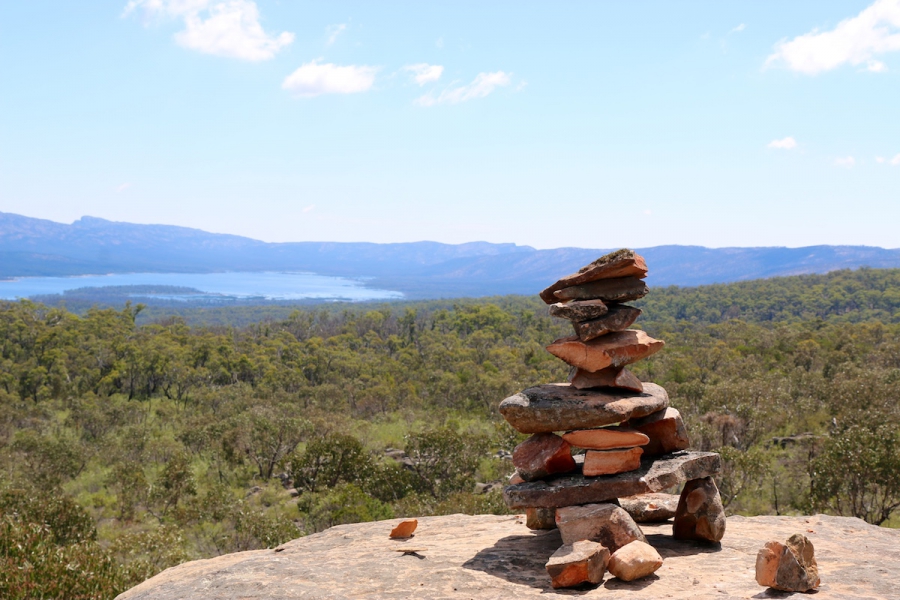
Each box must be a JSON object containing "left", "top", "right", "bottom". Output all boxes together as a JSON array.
[{"left": 116, "top": 514, "right": 898, "bottom": 600}]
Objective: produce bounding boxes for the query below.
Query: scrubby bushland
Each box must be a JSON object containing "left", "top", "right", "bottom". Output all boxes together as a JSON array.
[{"left": 2, "top": 267, "right": 900, "bottom": 598}]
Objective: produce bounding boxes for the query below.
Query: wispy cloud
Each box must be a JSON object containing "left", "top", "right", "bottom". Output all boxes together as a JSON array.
[
  {"left": 834, "top": 156, "right": 856, "bottom": 168},
  {"left": 124, "top": 0, "right": 293, "bottom": 61},
  {"left": 326, "top": 23, "right": 346, "bottom": 46},
  {"left": 403, "top": 63, "right": 443, "bottom": 85},
  {"left": 415, "top": 71, "right": 511, "bottom": 106},
  {"left": 768, "top": 136, "right": 798, "bottom": 150},
  {"left": 730, "top": 23, "right": 746, "bottom": 34},
  {"left": 765, "top": 0, "right": 900, "bottom": 74},
  {"left": 892, "top": 153, "right": 900, "bottom": 165},
  {"left": 282, "top": 59, "right": 378, "bottom": 97},
  {"left": 302, "top": 204, "right": 316, "bottom": 213},
  {"left": 115, "top": 182, "right": 132, "bottom": 193}
]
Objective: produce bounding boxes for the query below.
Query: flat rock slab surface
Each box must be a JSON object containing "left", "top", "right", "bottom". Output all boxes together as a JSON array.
[{"left": 116, "top": 513, "right": 899, "bottom": 600}]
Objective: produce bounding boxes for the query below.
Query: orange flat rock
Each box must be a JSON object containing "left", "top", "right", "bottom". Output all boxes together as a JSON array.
[
  {"left": 547, "top": 330, "right": 664, "bottom": 372},
  {"left": 582, "top": 447, "right": 644, "bottom": 477},
  {"left": 563, "top": 428, "right": 649, "bottom": 450},
  {"left": 539, "top": 249, "right": 648, "bottom": 304},
  {"left": 389, "top": 519, "right": 418, "bottom": 538}
]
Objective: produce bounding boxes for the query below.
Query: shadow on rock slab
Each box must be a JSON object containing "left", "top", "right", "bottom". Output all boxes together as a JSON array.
[
  {"left": 603, "top": 572, "right": 660, "bottom": 591},
  {"left": 644, "top": 533, "right": 723, "bottom": 557},
  {"left": 752, "top": 590, "right": 819, "bottom": 598},
  {"left": 462, "top": 530, "right": 564, "bottom": 590}
]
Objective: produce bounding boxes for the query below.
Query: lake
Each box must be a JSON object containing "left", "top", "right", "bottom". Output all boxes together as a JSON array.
[{"left": 0, "top": 271, "right": 405, "bottom": 302}]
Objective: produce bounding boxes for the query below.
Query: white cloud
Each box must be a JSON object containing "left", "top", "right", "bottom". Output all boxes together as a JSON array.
[
  {"left": 765, "top": 0, "right": 900, "bottom": 74},
  {"left": 891, "top": 153, "right": 900, "bottom": 165},
  {"left": 867, "top": 59, "right": 889, "bottom": 71},
  {"left": 834, "top": 156, "right": 856, "bottom": 167},
  {"left": 326, "top": 23, "right": 346, "bottom": 46},
  {"left": 415, "top": 71, "right": 512, "bottom": 106},
  {"left": 876, "top": 156, "right": 886, "bottom": 163},
  {"left": 730, "top": 23, "right": 746, "bottom": 34},
  {"left": 403, "top": 63, "right": 443, "bottom": 85},
  {"left": 768, "top": 136, "right": 798, "bottom": 150},
  {"left": 115, "top": 182, "right": 132, "bottom": 193},
  {"left": 124, "top": 0, "right": 293, "bottom": 61},
  {"left": 282, "top": 59, "right": 378, "bottom": 97},
  {"left": 302, "top": 204, "right": 316, "bottom": 213}
]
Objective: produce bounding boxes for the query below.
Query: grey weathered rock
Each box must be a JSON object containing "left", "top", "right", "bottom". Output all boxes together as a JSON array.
[
  {"left": 499, "top": 382, "right": 669, "bottom": 434},
  {"left": 568, "top": 366, "right": 644, "bottom": 392},
  {"left": 545, "top": 540, "right": 609, "bottom": 588},
  {"left": 504, "top": 451, "right": 721, "bottom": 509},
  {"left": 572, "top": 305, "right": 643, "bottom": 341},
  {"left": 548, "top": 299, "right": 608, "bottom": 321},
  {"left": 556, "top": 503, "right": 646, "bottom": 553},
  {"left": 607, "top": 540, "right": 663, "bottom": 582},
  {"left": 673, "top": 477, "right": 726, "bottom": 542},
  {"left": 546, "top": 330, "right": 664, "bottom": 372},
  {"left": 525, "top": 507, "right": 556, "bottom": 530},
  {"left": 539, "top": 249, "right": 648, "bottom": 304},
  {"left": 115, "top": 513, "right": 900, "bottom": 600},
  {"left": 619, "top": 493, "right": 679, "bottom": 522},
  {"left": 512, "top": 433, "right": 576, "bottom": 482},
  {"left": 628, "top": 407, "right": 690, "bottom": 456},
  {"left": 553, "top": 277, "right": 649, "bottom": 303},
  {"left": 756, "top": 533, "right": 821, "bottom": 592}
]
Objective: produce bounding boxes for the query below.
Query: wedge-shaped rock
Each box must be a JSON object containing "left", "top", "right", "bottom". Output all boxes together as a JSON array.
[
  {"left": 553, "top": 277, "right": 649, "bottom": 304},
  {"left": 499, "top": 383, "right": 668, "bottom": 434},
  {"left": 628, "top": 407, "right": 690, "bottom": 456},
  {"left": 539, "top": 249, "right": 648, "bottom": 304},
  {"left": 547, "top": 330, "right": 664, "bottom": 373},
  {"left": 755, "top": 534, "right": 820, "bottom": 592},
  {"left": 673, "top": 476, "right": 726, "bottom": 542},
  {"left": 525, "top": 507, "right": 557, "bottom": 530},
  {"left": 549, "top": 299, "right": 608, "bottom": 321},
  {"left": 608, "top": 540, "right": 663, "bottom": 582},
  {"left": 545, "top": 540, "right": 609, "bottom": 589},
  {"left": 568, "top": 366, "right": 643, "bottom": 392},
  {"left": 583, "top": 447, "right": 643, "bottom": 477},
  {"left": 512, "top": 433, "right": 576, "bottom": 482},
  {"left": 389, "top": 519, "right": 418, "bottom": 539},
  {"left": 504, "top": 451, "right": 721, "bottom": 509},
  {"left": 556, "top": 503, "right": 646, "bottom": 553},
  {"left": 562, "top": 427, "right": 649, "bottom": 450},
  {"left": 619, "top": 493, "right": 679, "bottom": 523},
  {"left": 572, "top": 305, "right": 642, "bottom": 342}
]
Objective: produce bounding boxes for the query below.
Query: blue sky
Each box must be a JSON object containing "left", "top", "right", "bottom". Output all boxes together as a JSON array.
[{"left": 1, "top": 1, "right": 898, "bottom": 249}]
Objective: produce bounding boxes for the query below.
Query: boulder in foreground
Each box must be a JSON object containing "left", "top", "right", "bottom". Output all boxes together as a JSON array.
[
  {"left": 756, "top": 533, "right": 820, "bottom": 592},
  {"left": 545, "top": 540, "right": 609, "bottom": 589},
  {"left": 607, "top": 540, "right": 663, "bottom": 581}
]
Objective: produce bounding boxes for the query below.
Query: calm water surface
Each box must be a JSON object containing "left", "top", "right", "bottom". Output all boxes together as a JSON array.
[{"left": 0, "top": 272, "right": 404, "bottom": 302}]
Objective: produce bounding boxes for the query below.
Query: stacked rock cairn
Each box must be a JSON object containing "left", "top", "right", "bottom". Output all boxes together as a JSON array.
[{"left": 500, "top": 249, "right": 727, "bottom": 589}]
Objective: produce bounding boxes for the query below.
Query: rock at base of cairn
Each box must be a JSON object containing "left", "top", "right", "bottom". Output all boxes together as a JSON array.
[
  {"left": 556, "top": 503, "right": 646, "bottom": 553},
  {"left": 568, "top": 366, "right": 643, "bottom": 392},
  {"left": 755, "top": 533, "right": 820, "bottom": 592},
  {"left": 628, "top": 407, "right": 690, "bottom": 456},
  {"left": 619, "top": 493, "right": 679, "bottom": 523},
  {"left": 499, "top": 383, "right": 669, "bottom": 434},
  {"left": 546, "top": 330, "right": 664, "bottom": 373},
  {"left": 673, "top": 477, "right": 726, "bottom": 542},
  {"left": 607, "top": 540, "right": 663, "bottom": 581},
  {"left": 525, "top": 507, "right": 557, "bottom": 530},
  {"left": 512, "top": 433, "right": 576, "bottom": 481},
  {"left": 504, "top": 451, "right": 721, "bottom": 509},
  {"left": 545, "top": 539, "right": 610, "bottom": 589},
  {"left": 582, "top": 447, "right": 643, "bottom": 477}
]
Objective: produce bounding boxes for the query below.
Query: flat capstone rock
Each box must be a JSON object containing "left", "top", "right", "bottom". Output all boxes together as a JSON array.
[
  {"left": 499, "top": 382, "right": 668, "bottom": 434},
  {"left": 503, "top": 451, "right": 721, "bottom": 509}
]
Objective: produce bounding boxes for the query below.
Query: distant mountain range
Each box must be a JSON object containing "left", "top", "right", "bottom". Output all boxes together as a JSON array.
[{"left": 3, "top": 211, "right": 900, "bottom": 298}]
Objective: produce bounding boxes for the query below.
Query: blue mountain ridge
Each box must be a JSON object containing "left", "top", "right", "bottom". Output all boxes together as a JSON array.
[{"left": 2, "top": 212, "right": 899, "bottom": 298}]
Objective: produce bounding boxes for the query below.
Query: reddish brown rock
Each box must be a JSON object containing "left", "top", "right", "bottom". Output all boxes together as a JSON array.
[
  {"left": 572, "top": 305, "right": 643, "bottom": 342},
  {"left": 628, "top": 407, "right": 690, "bottom": 456},
  {"left": 607, "top": 540, "right": 663, "bottom": 582},
  {"left": 568, "top": 366, "right": 643, "bottom": 392},
  {"left": 673, "top": 476, "right": 726, "bottom": 542},
  {"left": 553, "top": 277, "right": 649, "bottom": 304},
  {"left": 548, "top": 299, "right": 608, "bottom": 321},
  {"left": 539, "top": 249, "right": 648, "bottom": 304},
  {"left": 508, "top": 472, "right": 525, "bottom": 485},
  {"left": 504, "top": 451, "right": 721, "bottom": 509},
  {"left": 545, "top": 540, "right": 609, "bottom": 589},
  {"left": 755, "top": 533, "right": 820, "bottom": 592},
  {"left": 556, "top": 503, "right": 646, "bottom": 553},
  {"left": 562, "top": 427, "right": 649, "bottom": 450},
  {"left": 583, "top": 447, "right": 644, "bottom": 477},
  {"left": 499, "top": 383, "right": 669, "bottom": 434},
  {"left": 546, "top": 330, "right": 664, "bottom": 372},
  {"left": 619, "top": 493, "right": 679, "bottom": 522},
  {"left": 389, "top": 519, "right": 418, "bottom": 538},
  {"left": 525, "top": 507, "right": 557, "bottom": 530},
  {"left": 512, "top": 433, "right": 576, "bottom": 482}
]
